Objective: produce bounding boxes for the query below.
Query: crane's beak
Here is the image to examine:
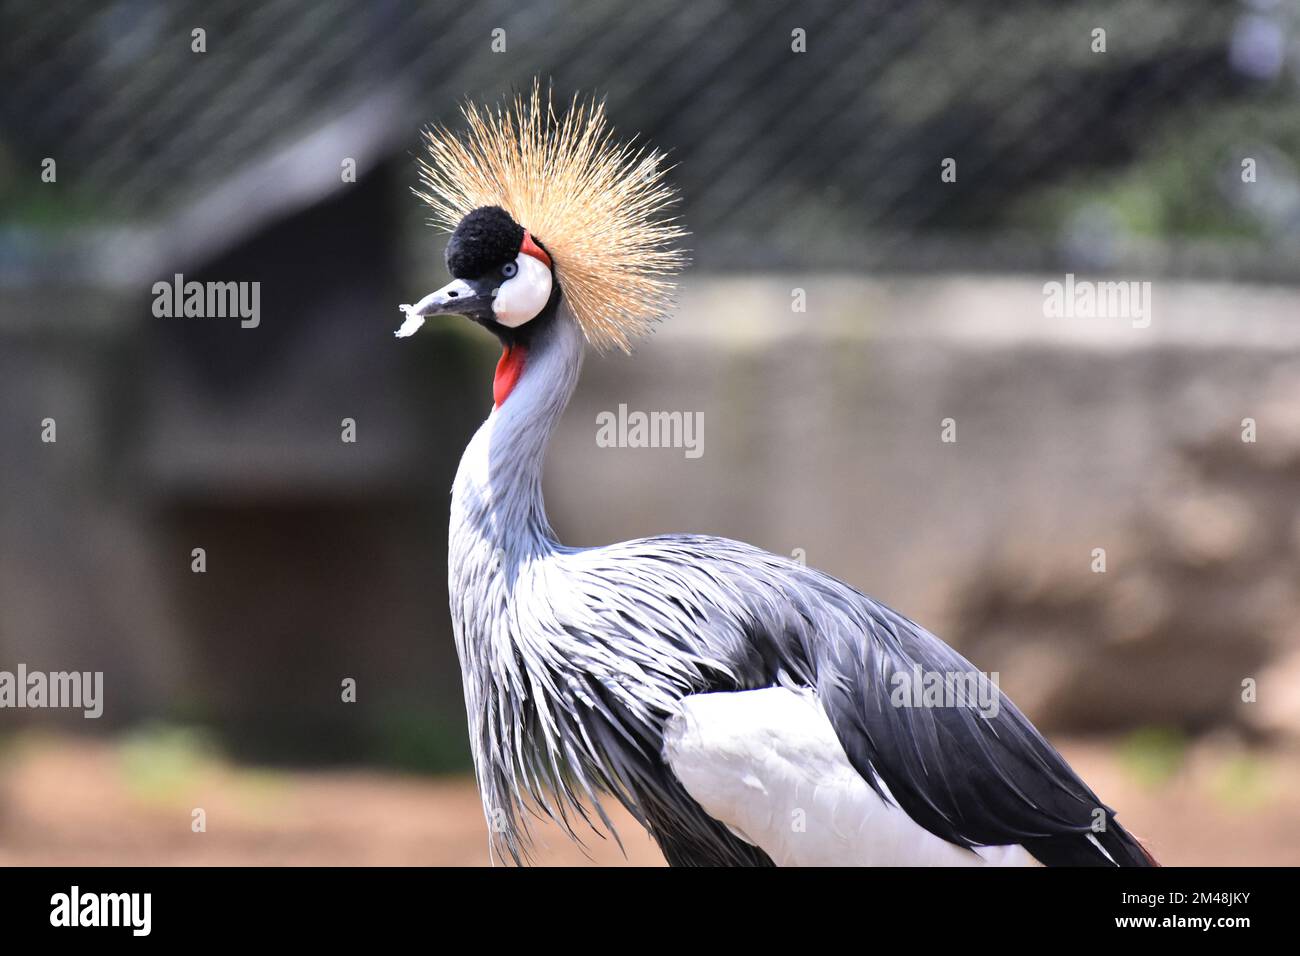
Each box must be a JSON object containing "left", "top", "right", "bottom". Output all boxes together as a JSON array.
[{"left": 395, "top": 277, "right": 496, "bottom": 338}]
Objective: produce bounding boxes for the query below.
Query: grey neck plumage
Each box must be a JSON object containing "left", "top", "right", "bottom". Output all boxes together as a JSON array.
[
  {"left": 450, "top": 310, "right": 583, "bottom": 557},
  {"left": 447, "top": 308, "right": 590, "bottom": 860}
]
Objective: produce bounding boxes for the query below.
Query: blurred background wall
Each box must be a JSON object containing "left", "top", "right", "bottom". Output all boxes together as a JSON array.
[{"left": 1, "top": 0, "right": 1299, "bottom": 863}]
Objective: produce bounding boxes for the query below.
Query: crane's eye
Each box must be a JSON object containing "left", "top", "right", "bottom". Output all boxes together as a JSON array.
[{"left": 501, "top": 261, "right": 518, "bottom": 278}]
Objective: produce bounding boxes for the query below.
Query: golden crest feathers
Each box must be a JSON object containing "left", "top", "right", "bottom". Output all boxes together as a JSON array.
[{"left": 416, "top": 81, "right": 688, "bottom": 352}]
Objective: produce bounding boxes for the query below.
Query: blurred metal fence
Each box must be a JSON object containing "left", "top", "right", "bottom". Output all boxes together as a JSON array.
[{"left": 2, "top": 0, "right": 1299, "bottom": 278}]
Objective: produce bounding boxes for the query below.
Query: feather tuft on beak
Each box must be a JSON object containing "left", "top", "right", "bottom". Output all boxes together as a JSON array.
[{"left": 394, "top": 306, "right": 426, "bottom": 338}]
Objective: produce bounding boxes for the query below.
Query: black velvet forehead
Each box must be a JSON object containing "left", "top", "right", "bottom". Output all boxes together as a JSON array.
[{"left": 446, "top": 206, "right": 525, "bottom": 278}]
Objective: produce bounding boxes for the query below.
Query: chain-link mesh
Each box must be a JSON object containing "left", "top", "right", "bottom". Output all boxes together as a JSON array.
[{"left": 2, "top": 0, "right": 1298, "bottom": 277}]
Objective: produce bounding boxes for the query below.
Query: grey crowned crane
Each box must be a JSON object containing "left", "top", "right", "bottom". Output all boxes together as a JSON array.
[{"left": 396, "top": 85, "right": 1156, "bottom": 868}]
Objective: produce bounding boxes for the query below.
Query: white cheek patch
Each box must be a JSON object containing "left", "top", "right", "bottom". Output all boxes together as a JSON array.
[{"left": 492, "top": 253, "right": 553, "bottom": 328}]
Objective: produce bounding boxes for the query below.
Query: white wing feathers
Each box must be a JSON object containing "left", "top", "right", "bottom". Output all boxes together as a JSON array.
[{"left": 662, "top": 687, "right": 1042, "bottom": 867}]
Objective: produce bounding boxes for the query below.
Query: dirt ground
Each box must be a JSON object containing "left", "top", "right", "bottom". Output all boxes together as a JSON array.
[{"left": 0, "top": 733, "right": 1296, "bottom": 866}]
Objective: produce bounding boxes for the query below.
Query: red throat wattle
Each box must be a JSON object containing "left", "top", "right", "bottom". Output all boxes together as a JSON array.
[{"left": 493, "top": 345, "right": 527, "bottom": 407}]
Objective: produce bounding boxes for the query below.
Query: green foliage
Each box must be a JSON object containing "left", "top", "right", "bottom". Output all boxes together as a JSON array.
[
  {"left": 371, "top": 707, "right": 472, "bottom": 775},
  {"left": 1118, "top": 725, "right": 1187, "bottom": 787},
  {"left": 1010, "top": 95, "right": 1300, "bottom": 243},
  {"left": 116, "top": 722, "right": 219, "bottom": 800},
  {"left": 1209, "top": 751, "right": 1269, "bottom": 810}
]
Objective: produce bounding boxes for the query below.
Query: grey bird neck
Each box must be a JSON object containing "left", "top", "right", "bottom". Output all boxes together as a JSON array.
[
  {"left": 448, "top": 307, "right": 598, "bottom": 862},
  {"left": 452, "top": 309, "right": 584, "bottom": 562}
]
